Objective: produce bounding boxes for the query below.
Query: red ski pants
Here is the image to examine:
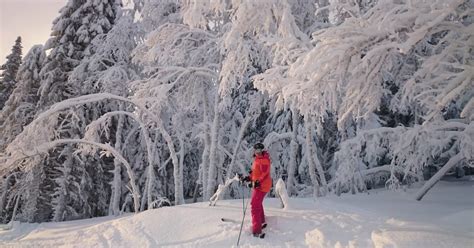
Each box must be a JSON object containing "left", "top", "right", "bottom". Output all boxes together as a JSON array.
[{"left": 250, "top": 189, "right": 267, "bottom": 234}]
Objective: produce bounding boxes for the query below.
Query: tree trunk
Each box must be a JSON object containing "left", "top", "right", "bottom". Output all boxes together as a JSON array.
[
  {"left": 110, "top": 105, "right": 124, "bottom": 216},
  {"left": 313, "top": 150, "right": 328, "bottom": 195},
  {"left": 307, "top": 118, "right": 328, "bottom": 195},
  {"left": 110, "top": 162, "right": 121, "bottom": 215},
  {"left": 145, "top": 155, "right": 156, "bottom": 210},
  {"left": 142, "top": 128, "right": 156, "bottom": 209},
  {"left": 53, "top": 146, "right": 74, "bottom": 222},
  {"left": 415, "top": 153, "right": 463, "bottom": 201},
  {"left": 206, "top": 92, "right": 220, "bottom": 200},
  {"left": 140, "top": 175, "right": 149, "bottom": 212},
  {"left": 287, "top": 108, "right": 299, "bottom": 196},
  {"left": 24, "top": 165, "right": 42, "bottom": 222},
  {"left": 304, "top": 117, "right": 320, "bottom": 197},
  {"left": 0, "top": 174, "right": 13, "bottom": 220},
  {"left": 155, "top": 119, "right": 182, "bottom": 205},
  {"left": 200, "top": 88, "right": 211, "bottom": 200},
  {"left": 175, "top": 135, "right": 185, "bottom": 205},
  {"left": 147, "top": 129, "right": 161, "bottom": 209},
  {"left": 192, "top": 180, "right": 200, "bottom": 203},
  {"left": 226, "top": 115, "right": 251, "bottom": 177},
  {"left": 10, "top": 194, "right": 21, "bottom": 223}
]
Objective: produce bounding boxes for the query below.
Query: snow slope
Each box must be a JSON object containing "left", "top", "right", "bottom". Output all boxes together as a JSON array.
[{"left": 1, "top": 180, "right": 473, "bottom": 247}]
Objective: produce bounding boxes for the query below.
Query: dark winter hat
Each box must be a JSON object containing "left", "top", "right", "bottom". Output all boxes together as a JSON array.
[{"left": 253, "top": 143, "right": 264, "bottom": 150}]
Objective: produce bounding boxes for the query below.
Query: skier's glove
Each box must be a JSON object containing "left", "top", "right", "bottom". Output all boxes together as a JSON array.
[
  {"left": 248, "top": 180, "right": 260, "bottom": 189},
  {"left": 254, "top": 180, "right": 260, "bottom": 188},
  {"left": 238, "top": 174, "right": 251, "bottom": 184}
]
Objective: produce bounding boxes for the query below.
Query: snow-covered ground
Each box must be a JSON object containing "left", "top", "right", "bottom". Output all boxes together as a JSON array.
[{"left": 1, "top": 180, "right": 473, "bottom": 248}]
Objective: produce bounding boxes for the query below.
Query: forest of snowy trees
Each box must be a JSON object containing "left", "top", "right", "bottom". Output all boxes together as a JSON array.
[{"left": 0, "top": 0, "right": 472, "bottom": 223}]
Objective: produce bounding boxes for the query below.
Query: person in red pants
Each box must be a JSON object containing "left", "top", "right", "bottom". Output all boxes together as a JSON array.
[{"left": 243, "top": 142, "right": 272, "bottom": 238}]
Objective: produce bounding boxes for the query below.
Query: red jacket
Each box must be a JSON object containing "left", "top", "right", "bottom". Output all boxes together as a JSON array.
[{"left": 250, "top": 151, "right": 272, "bottom": 192}]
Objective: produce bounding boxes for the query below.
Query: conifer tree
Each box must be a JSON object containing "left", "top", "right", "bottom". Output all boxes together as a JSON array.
[
  {"left": 38, "top": 0, "right": 121, "bottom": 109},
  {"left": 40, "top": 0, "right": 122, "bottom": 222},
  {"left": 0, "top": 36, "right": 22, "bottom": 110},
  {"left": 67, "top": 12, "right": 142, "bottom": 215},
  {"left": 0, "top": 0, "right": 123, "bottom": 222},
  {"left": 0, "top": 45, "right": 45, "bottom": 152}
]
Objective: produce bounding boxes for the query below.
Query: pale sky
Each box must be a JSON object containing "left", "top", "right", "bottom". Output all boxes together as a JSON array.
[{"left": 0, "top": 0, "right": 66, "bottom": 65}]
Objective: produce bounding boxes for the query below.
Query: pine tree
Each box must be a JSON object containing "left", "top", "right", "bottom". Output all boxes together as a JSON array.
[
  {"left": 37, "top": 0, "right": 121, "bottom": 109},
  {"left": 0, "top": 45, "right": 45, "bottom": 152},
  {"left": 0, "top": 36, "right": 22, "bottom": 110}
]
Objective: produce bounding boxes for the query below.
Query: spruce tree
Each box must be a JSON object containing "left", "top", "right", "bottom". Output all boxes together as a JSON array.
[
  {"left": 0, "top": 45, "right": 45, "bottom": 152},
  {"left": 0, "top": 36, "right": 22, "bottom": 110},
  {"left": 44, "top": 0, "right": 122, "bottom": 222},
  {"left": 17, "top": 0, "right": 122, "bottom": 222},
  {"left": 0, "top": 45, "right": 45, "bottom": 222},
  {"left": 37, "top": 0, "right": 121, "bottom": 109}
]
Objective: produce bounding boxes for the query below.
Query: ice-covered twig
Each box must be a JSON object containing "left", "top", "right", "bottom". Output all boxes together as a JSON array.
[{"left": 209, "top": 174, "right": 240, "bottom": 206}]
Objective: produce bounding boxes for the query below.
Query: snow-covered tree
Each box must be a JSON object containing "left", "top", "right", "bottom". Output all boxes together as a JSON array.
[
  {"left": 253, "top": 0, "right": 473, "bottom": 198},
  {"left": 38, "top": 0, "right": 121, "bottom": 109},
  {"left": 0, "top": 0, "right": 124, "bottom": 223},
  {"left": 0, "top": 45, "right": 45, "bottom": 222},
  {"left": 0, "top": 36, "right": 22, "bottom": 110},
  {"left": 0, "top": 45, "right": 45, "bottom": 152},
  {"left": 138, "top": 0, "right": 181, "bottom": 32},
  {"left": 2, "top": 0, "right": 472, "bottom": 225},
  {"left": 133, "top": 18, "right": 219, "bottom": 203},
  {"left": 0, "top": 94, "right": 148, "bottom": 221},
  {"left": 67, "top": 11, "right": 142, "bottom": 214},
  {"left": 39, "top": 0, "right": 123, "bottom": 222}
]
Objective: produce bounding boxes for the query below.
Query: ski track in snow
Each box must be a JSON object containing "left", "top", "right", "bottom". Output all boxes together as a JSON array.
[{"left": 1, "top": 181, "right": 473, "bottom": 247}]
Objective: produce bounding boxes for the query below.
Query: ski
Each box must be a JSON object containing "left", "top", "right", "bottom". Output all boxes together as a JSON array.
[
  {"left": 221, "top": 218, "right": 239, "bottom": 223},
  {"left": 222, "top": 218, "right": 267, "bottom": 229},
  {"left": 253, "top": 233, "right": 265, "bottom": 239},
  {"left": 222, "top": 218, "right": 266, "bottom": 239}
]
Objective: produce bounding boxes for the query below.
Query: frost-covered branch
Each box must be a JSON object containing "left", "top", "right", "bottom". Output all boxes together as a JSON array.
[
  {"left": 209, "top": 174, "right": 240, "bottom": 206},
  {"left": 4, "top": 138, "right": 141, "bottom": 213}
]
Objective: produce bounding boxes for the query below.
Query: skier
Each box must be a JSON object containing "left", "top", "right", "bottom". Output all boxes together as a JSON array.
[{"left": 241, "top": 142, "right": 272, "bottom": 238}]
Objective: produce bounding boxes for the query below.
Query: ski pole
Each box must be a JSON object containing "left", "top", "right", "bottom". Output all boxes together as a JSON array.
[{"left": 237, "top": 185, "right": 251, "bottom": 246}]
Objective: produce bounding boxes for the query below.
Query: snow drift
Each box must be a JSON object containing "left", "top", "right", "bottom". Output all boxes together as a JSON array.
[{"left": 1, "top": 180, "right": 472, "bottom": 247}]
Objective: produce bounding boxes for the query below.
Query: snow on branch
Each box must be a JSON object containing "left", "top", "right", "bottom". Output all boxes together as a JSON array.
[
  {"left": 331, "top": 120, "right": 472, "bottom": 196},
  {"left": 395, "top": 19, "right": 473, "bottom": 123},
  {"left": 2, "top": 92, "right": 173, "bottom": 185},
  {"left": 209, "top": 174, "right": 240, "bottom": 206},
  {"left": 133, "top": 23, "right": 217, "bottom": 71},
  {"left": 263, "top": 131, "right": 306, "bottom": 148},
  {"left": 1, "top": 138, "right": 141, "bottom": 213},
  {"left": 253, "top": 0, "right": 467, "bottom": 131}
]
